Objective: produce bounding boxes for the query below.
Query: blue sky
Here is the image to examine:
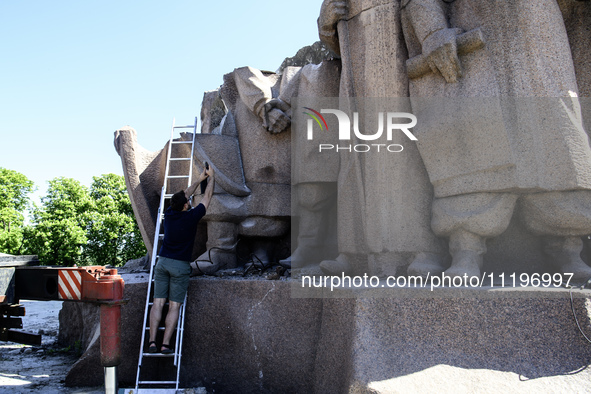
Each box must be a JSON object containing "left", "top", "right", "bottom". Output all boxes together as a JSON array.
[{"left": 0, "top": 0, "right": 321, "bottom": 203}]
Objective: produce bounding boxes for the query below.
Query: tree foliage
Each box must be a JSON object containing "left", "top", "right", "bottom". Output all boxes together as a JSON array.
[
  {"left": 24, "top": 174, "right": 145, "bottom": 266},
  {"left": 0, "top": 168, "right": 34, "bottom": 254},
  {"left": 84, "top": 174, "right": 145, "bottom": 266},
  {"left": 25, "top": 177, "right": 92, "bottom": 266}
]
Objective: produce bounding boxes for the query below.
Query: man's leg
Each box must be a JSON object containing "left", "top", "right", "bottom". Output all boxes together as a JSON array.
[
  {"left": 149, "top": 259, "right": 170, "bottom": 350},
  {"left": 149, "top": 298, "right": 166, "bottom": 346},
  {"left": 162, "top": 301, "right": 181, "bottom": 350},
  {"left": 161, "top": 259, "right": 192, "bottom": 352}
]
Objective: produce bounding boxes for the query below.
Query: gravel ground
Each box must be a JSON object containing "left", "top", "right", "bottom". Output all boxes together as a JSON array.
[
  {"left": 0, "top": 300, "right": 102, "bottom": 394},
  {"left": 1, "top": 300, "right": 206, "bottom": 394}
]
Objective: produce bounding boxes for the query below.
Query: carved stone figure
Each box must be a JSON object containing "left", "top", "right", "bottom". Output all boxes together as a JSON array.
[
  {"left": 278, "top": 61, "right": 341, "bottom": 269},
  {"left": 316, "top": 0, "right": 446, "bottom": 276},
  {"left": 195, "top": 66, "right": 293, "bottom": 273},
  {"left": 401, "top": 0, "right": 591, "bottom": 283}
]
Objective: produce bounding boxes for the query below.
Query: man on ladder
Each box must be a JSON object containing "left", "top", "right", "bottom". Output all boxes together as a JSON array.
[{"left": 148, "top": 164, "right": 215, "bottom": 354}]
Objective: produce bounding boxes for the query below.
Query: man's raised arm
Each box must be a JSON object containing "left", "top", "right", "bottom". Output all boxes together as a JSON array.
[
  {"left": 184, "top": 166, "right": 209, "bottom": 200},
  {"left": 199, "top": 166, "right": 215, "bottom": 210}
]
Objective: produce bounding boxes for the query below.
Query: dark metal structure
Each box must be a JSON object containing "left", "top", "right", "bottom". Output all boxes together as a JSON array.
[{"left": 0, "top": 254, "right": 125, "bottom": 393}]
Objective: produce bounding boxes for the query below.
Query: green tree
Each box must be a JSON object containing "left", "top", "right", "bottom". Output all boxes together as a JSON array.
[
  {"left": 25, "top": 177, "right": 92, "bottom": 266},
  {"left": 0, "top": 168, "right": 34, "bottom": 254},
  {"left": 84, "top": 174, "right": 145, "bottom": 266},
  {"left": 24, "top": 174, "right": 145, "bottom": 267}
]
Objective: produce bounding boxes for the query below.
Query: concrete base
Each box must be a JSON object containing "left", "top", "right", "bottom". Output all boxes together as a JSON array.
[{"left": 60, "top": 275, "right": 591, "bottom": 393}]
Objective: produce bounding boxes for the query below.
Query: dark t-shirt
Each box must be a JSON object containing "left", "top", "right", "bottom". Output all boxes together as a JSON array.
[{"left": 158, "top": 203, "right": 206, "bottom": 262}]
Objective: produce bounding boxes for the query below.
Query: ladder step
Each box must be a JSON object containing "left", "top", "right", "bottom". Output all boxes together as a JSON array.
[
  {"left": 166, "top": 175, "right": 190, "bottom": 179},
  {"left": 146, "top": 301, "right": 169, "bottom": 307},
  {"left": 171, "top": 140, "right": 193, "bottom": 144},
  {"left": 144, "top": 326, "right": 166, "bottom": 331},
  {"left": 169, "top": 158, "right": 191, "bottom": 161},
  {"left": 142, "top": 353, "right": 176, "bottom": 358},
  {"left": 138, "top": 380, "right": 178, "bottom": 384},
  {"left": 173, "top": 125, "right": 195, "bottom": 129}
]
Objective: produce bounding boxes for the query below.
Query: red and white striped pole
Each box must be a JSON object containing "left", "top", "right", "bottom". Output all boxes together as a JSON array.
[{"left": 58, "top": 266, "right": 125, "bottom": 393}]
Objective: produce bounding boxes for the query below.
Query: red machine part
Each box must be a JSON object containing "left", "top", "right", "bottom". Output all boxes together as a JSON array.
[{"left": 60, "top": 267, "right": 125, "bottom": 367}]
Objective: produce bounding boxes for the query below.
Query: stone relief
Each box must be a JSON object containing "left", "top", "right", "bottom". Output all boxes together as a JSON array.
[
  {"left": 116, "top": 0, "right": 591, "bottom": 284},
  {"left": 399, "top": 0, "right": 591, "bottom": 283},
  {"left": 309, "top": 0, "right": 591, "bottom": 283}
]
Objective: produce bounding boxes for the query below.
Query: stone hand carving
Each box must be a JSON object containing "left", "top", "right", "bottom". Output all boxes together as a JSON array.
[
  {"left": 318, "top": 0, "right": 348, "bottom": 56},
  {"left": 263, "top": 98, "right": 291, "bottom": 134},
  {"left": 406, "top": 28, "right": 485, "bottom": 80},
  {"left": 402, "top": 0, "right": 464, "bottom": 83},
  {"left": 421, "top": 27, "right": 463, "bottom": 83}
]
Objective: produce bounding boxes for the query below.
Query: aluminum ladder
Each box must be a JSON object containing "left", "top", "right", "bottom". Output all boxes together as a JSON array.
[{"left": 130, "top": 117, "right": 198, "bottom": 393}]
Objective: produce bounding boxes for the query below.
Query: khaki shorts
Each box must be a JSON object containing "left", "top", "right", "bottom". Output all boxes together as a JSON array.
[{"left": 153, "top": 256, "right": 192, "bottom": 303}]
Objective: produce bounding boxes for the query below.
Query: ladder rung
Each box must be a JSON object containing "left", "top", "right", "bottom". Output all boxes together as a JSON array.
[
  {"left": 173, "top": 125, "right": 195, "bottom": 129},
  {"left": 138, "top": 380, "right": 178, "bottom": 384},
  {"left": 166, "top": 175, "right": 190, "bottom": 179},
  {"left": 142, "top": 353, "right": 176, "bottom": 358},
  {"left": 164, "top": 194, "right": 173, "bottom": 198},
  {"left": 147, "top": 301, "right": 169, "bottom": 306},
  {"left": 144, "top": 326, "right": 166, "bottom": 331},
  {"left": 171, "top": 140, "right": 193, "bottom": 144},
  {"left": 169, "top": 158, "right": 191, "bottom": 161}
]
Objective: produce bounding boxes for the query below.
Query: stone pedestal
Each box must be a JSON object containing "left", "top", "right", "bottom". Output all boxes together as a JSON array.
[
  {"left": 60, "top": 275, "right": 591, "bottom": 393},
  {"left": 314, "top": 287, "right": 591, "bottom": 393}
]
